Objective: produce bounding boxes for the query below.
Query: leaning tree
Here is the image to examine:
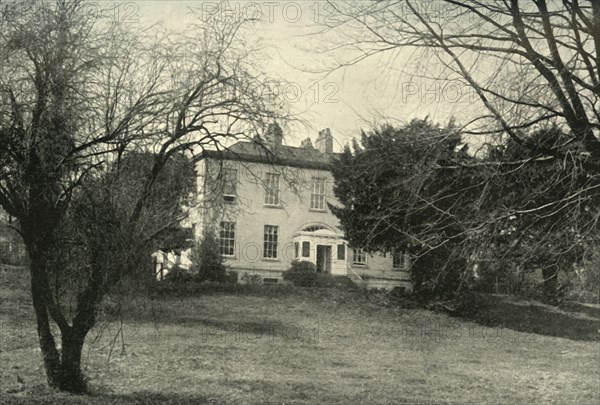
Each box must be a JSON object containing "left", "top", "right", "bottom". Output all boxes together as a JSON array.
[{"left": 0, "top": 0, "right": 286, "bottom": 392}]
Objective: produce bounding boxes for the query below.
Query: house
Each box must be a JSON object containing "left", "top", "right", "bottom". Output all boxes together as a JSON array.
[
  {"left": 0, "top": 210, "right": 27, "bottom": 266},
  {"left": 184, "top": 125, "right": 411, "bottom": 290}
]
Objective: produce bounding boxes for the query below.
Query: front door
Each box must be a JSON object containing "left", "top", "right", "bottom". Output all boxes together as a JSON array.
[{"left": 316, "top": 245, "right": 332, "bottom": 273}]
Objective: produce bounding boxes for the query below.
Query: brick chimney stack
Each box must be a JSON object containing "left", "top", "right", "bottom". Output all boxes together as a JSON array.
[
  {"left": 315, "top": 128, "right": 333, "bottom": 154},
  {"left": 265, "top": 123, "right": 283, "bottom": 147}
]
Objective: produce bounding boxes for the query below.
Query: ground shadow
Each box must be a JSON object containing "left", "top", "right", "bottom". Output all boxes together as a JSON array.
[
  {"left": 559, "top": 301, "right": 600, "bottom": 319},
  {"left": 3, "top": 391, "right": 211, "bottom": 404},
  {"left": 469, "top": 295, "right": 600, "bottom": 342}
]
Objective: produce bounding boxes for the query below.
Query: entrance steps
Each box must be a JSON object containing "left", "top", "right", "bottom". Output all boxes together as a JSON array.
[{"left": 321, "top": 275, "right": 361, "bottom": 290}]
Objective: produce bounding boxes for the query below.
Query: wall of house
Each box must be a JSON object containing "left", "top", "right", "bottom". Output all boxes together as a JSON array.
[
  {"left": 186, "top": 156, "right": 411, "bottom": 287},
  {"left": 199, "top": 158, "right": 338, "bottom": 272},
  {"left": 347, "top": 249, "right": 412, "bottom": 291}
]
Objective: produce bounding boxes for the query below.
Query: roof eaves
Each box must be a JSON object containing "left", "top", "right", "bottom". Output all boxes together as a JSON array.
[{"left": 201, "top": 149, "right": 338, "bottom": 170}]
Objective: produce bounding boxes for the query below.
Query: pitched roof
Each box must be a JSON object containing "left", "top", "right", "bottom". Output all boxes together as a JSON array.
[{"left": 202, "top": 141, "right": 340, "bottom": 170}]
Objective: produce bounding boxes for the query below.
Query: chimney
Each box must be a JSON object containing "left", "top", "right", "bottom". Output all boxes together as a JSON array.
[
  {"left": 300, "top": 137, "right": 313, "bottom": 149},
  {"left": 264, "top": 123, "right": 283, "bottom": 148},
  {"left": 315, "top": 128, "right": 333, "bottom": 154}
]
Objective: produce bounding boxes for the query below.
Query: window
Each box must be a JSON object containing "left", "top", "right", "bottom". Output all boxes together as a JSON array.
[
  {"left": 353, "top": 248, "right": 367, "bottom": 265},
  {"left": 294, "top": 242, "right": 299, "bottom": 258},
  {"left": 303, "top": 225, "right": 327, "bottom": 232},
  {"left": 337, "top": 244, "right": 345, "bottom": 260},
  {"left": 393, "top": 252, "right": 409, "bottom": 271},
  {"left": 222, "top": 169, "right": 237, "bottom": 204},
  {"left": 264, "top": 173, "right": 280, "bottom": 205},
  {"left": 219, "top": 222, "right": 235, "bottom": 256},
  {"left": 302, "top": 241, "right": 310, "bottom": 257},
  {"left": 263, "top": 225, "right": 279, "bottom": 258},
  {"left": 310, "top": 178, "right": 326, "bottom": 210}
]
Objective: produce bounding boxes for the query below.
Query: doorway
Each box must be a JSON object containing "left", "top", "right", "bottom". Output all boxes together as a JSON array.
[{"left": 316, "top": 245, "right": 332, "bottom": 273}]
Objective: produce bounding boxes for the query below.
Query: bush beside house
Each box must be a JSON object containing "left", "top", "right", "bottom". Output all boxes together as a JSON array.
[{"left": 283, "top": 260, "right": 319, "bottom": 287}]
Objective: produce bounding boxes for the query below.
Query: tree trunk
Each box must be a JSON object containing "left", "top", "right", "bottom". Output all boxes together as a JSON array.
[
  {"left": 59, "top": 330, "right": 87, "bottom": 393},
  {"left": 30, "top": 255, "right": 62, "bottom": 388},
  {"left": 542, "top": 266, "right": 559, "bottom": 305},
  {"left": 28, "top": 241, "right": 89, "bottom": 393},
  {"left": 31, "top": 275, "right": 62, "bottom": 388}
]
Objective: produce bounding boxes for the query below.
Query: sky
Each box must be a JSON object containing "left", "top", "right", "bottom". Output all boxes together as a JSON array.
[{"left": 97, "top": 0, "right": 478, "bottom": 151}]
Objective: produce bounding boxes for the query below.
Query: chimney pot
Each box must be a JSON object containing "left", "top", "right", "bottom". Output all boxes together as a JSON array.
[{"left": 300, "top": 137, "right": 313, "bottom": 148}]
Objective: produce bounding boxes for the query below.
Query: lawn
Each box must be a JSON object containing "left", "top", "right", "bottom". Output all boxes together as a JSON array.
[{"left": 1, "top": 265, "right": 599, "bottom": 404}]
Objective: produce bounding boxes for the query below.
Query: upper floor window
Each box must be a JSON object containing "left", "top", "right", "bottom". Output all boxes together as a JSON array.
[
  {"left": 264, "top": 173, "right": 280, "bottom": 205},
  {"left": 263, "top": 225, "right": 279, "bottom": 258},
  {"left": 353, "top": 248, "right": 367, "bottom": 265},
  {"left": 222, "top": 168, "right": 237, "bottom": 204},
  {"left": 310, "top": 178, "right": 326, "bottom": 210},
  {"left": 219, "top": 221, "right": 236, "bottom": 256}
]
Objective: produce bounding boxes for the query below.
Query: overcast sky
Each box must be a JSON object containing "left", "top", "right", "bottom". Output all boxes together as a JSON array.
[{"left": 110, "top": 0, "right": 477, "bottom": 150}]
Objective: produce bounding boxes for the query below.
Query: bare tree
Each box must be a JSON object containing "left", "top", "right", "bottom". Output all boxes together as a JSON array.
[
  {"left": 0, "top": 0, "right": 286, "bottom": 392},
  {"left": 320, "top": 1, "right": 600, "bottom": 302},
  {"left": 324, "top": 0, "right": 600, "bottom": 169}
]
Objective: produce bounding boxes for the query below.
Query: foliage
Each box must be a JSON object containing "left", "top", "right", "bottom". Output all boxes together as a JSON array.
[
  {"left": 61, "top": 151, "right": 196, "bottom": 287},
  {"left": 240, "top": 272, "right": 263, "bottom": 285},
  {"left": 331, "top": 119, "right": 479, "bottom": 301},
  {"left": 283, "top": 260, "right": 318, "bottom": 287},
  {"left": 331, "top": 119, "right": 599, "bottom": 305},
  {"left": 224, "top": 270, "right": 239, "bottom": 285},
  {"left": 326, "top": 1, "right": 600, "bottom": 305},
  {"left": 163, "top": 266, "right": 194, "bottom": 283},
  {"left": 189, "top": 230, "right": 227, "bottom": 283},
  {"left": 565, "top": 243, "right": 600, "bottom": 303},
  {"left": 115, "top": 151, "right": 196, "bottom": 253},
  {"left": 0, "top": 0, "right": 285, "bottom": 393},
  {"left": 473, "top": 127, "right": 599, "bottom": 304}
]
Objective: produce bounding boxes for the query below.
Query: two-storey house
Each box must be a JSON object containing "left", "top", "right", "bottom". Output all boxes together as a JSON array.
[{"left": 186, "top": 125, "right": 411, "bottom": 290}]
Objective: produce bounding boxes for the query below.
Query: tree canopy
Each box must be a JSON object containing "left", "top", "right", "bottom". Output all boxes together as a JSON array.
[
  {"left": 0, "top": 0, "right": 285, "bottom": 392},
  {"left": 331, "top": 119, "right": 599, "bottom": 304}
]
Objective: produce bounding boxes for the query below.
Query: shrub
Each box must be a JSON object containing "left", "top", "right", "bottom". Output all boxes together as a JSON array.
[
  {"left": 164, "top": 265, "right": 193, "bottom": 283},
  {"left": 224, "top": 270, "right": 239, "bottom": 285},
  {"left": 240, "top": 272, "right": 262, "bottom": 285},
  {"left": 283, "top": 260, "right": 318, "bottom": 287},
  {"left": 189, "top": 230, "right": 227, "bottom": 282},
  {"left": 410, "top": 249, "right": 468, "bottom": 303}
]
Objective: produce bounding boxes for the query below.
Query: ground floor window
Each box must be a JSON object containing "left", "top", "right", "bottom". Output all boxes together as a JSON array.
[
  {"left": 302, "top": 241, "right": 310, "bottom": 257},
  {"left": 219, "top": 221, "right": 235, "bottom": 256},
  {"left": 264, "top": 225, "right": 279, "bottom": 258},
  {"left": 352, "top": 248, "right": 367, "bottom": 265},
  {"left": 337, "top": 244, "right": 345, "bottom": 260},
  {"left": 393, "top": 251, "right": 409, "bottom": 271}
]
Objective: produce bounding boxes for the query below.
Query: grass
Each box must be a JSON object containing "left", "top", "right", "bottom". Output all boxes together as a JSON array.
[{"left": 1, "top": 266, "right": 599, "bottom": 404}]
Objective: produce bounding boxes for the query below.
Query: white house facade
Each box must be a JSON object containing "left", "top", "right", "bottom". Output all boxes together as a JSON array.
[{"left": 185, "top": 126, "right": 412, "bottom": 290}]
